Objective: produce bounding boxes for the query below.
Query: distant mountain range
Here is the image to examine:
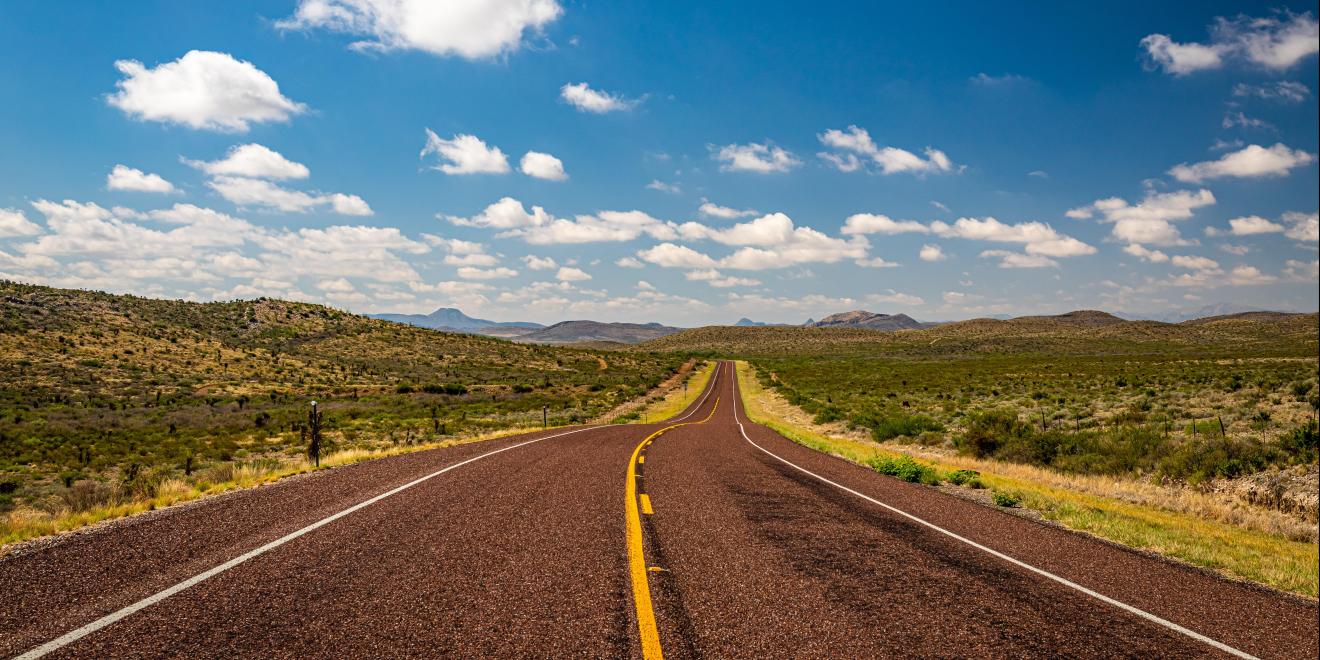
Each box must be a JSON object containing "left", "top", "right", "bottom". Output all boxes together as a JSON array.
[
  {"left": 516, "top": 321, "right": 683, "bottom": 344},
  {"left": 1114, "top": 303, "right": 1271, "bottom": 324},
  {"left": 371, "top": 308, "right": 543, "bottom": 332}
]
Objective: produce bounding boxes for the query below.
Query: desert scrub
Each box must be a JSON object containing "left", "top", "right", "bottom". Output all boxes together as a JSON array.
[
  {"left": 991, "top": 490, "right": 1022, "bottom": 507},
  {"left": 734, "top": 360, "right": 1320, "bottom": 598},
  {"left": 867, "top": 455, "right": 941, "bottom": 485}
]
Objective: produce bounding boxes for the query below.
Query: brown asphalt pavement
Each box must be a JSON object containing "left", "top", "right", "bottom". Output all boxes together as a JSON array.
[{"left": 2, "top": 360, "right": 1316, "bottom": 658}]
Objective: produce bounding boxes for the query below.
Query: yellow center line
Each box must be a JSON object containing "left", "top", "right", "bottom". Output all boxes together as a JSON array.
[
  {"left": 640, "top": 494, "right": 654, "bottom": 515},
  {"left": 625, "top": 394, "right": 720, "bottom": 660}
]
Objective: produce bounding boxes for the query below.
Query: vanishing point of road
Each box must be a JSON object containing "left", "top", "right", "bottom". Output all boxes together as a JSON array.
[{"left": 1, "top": 362, "right": 1316, "bottom": 658}]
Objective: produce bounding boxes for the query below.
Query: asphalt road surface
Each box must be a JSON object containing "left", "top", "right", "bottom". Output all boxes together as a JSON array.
[{"left": 2, "top": 361, "right": 1316, "bottom": 658}]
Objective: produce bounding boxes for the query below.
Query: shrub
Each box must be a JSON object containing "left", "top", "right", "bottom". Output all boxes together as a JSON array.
[
  {"left": 957, "top": 409, "right": 1031, "bottom": 458},
  {"left": 868, "top": 455, "right": 940, "bottom": 485},
  {"left": 991, "top": 490, "right": 1021, "bottom": 507},
  {"left": 948, "top": 469, "right": 980, "bottom": 486},
  {"left": 1279, "top": 421, "right": 1318, "bottom": 463},
  {"left": 395, "top": 384, "right": 414, "bottom": 394}
]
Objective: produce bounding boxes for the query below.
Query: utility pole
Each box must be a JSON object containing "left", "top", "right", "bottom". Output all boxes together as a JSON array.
[{"left": 308, "top": 400, "right": 323, "bottom": 467}]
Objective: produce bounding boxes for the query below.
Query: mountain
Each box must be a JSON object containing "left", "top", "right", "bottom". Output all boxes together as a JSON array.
[
  {"left": 809, "top": 310, "right": 928, "bottom": 331},
  {"left": 734, "top": 318, "right": 792, "bottom": 327},
  {"left": 372, "top": 307, "right": 542, "bottom": 332},
  {"left": 1011, "top": 310, "right": 1126, "bottom": 328},
  {"left": 516, "top": 320, "right": 684, "bottom": 344}
]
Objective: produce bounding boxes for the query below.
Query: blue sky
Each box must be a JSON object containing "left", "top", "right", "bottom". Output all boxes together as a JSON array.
[{"left": 0, "top": 1, "right": 1316, "bottom": 325}]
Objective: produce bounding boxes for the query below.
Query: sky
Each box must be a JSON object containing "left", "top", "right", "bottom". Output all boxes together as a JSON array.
[{"left": 0, "top": 1, "right": 1317, "bottom": 326}]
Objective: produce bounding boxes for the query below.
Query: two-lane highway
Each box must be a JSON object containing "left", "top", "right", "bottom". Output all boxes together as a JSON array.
[{"left": 2, "top": 361, "right": 1316, "bottom": 658}]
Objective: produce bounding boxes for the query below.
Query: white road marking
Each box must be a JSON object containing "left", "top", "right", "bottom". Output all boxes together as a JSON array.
[
  {"left": 665, "top": 363, "right": 719, "bottom": 424},
  {"left": 725, "top": 362, "right": 1257, "bottom": 660},
  {"left": 15, "top": 424, "right": 612, "bottom": 660}
]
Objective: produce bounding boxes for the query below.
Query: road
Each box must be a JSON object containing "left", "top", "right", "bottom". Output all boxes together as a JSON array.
[{"left": 1, "top": 361, "right": 1316, "bottom": 658}]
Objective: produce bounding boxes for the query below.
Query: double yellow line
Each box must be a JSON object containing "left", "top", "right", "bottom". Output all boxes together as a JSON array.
[{"left": 624, "top": 394, "right": 720, "bottom": 660}]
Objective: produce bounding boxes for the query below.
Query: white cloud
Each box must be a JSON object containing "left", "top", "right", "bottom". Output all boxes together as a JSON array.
[
  {"left": 277, "top": 0, "right": 562, "bottom": 60},
  {"left": 684, "top": 269, "right": 760, "bottom": 287},
  {"left": 817, "top": 126, "right": 957, "bottom": 175},
  {"left": 106, "top": 165, "right": 176, "bottom": 193},
  {"left": 1070, "top": 189, "right": 1215, "bottom": 246},
  {"left": 184, "top": 143, "right": 310, "bottom": 180},
  {"left": 1123, "top": 243, "right": 1169, "bottom": 263},
  {"left": 519, "top": 151, "right": 567, "bottom": 180},
  {"left": 207, "top": 176, "right": 372, "bottom": 215},
  {"left": 1221, "top": 111, "right": 1271, "bottom": 130},
  {"left": 1282, "top": 211, "right": 1318, "bottom": 242},
  {"left": 1233, "top": 81, "right": 1311, "bottom": 103},
  {"left": 931, "top": 217, "right": 1096, "bottom": 257},
  {"left": 445, "top": 198, "right": 677, "bottom": 245},
  {"left": 107, "top": 51, "right": 306, "bottom": 132},
  {"left": 841, "top": 213, "right": 930, "bottom": 235},
  {"left": 1169, "top": 143, "right": 1315, "bottom": 183},
  {"left": 698, "top": 201, "right": 757, "bottom": 219},
  {"left": 676, "top": 212, "right": 871, "bottom": 270},
  {"left": 317, "top": 277, "right": 356, "bottom": 293},
  {"left": 559, "top": 82, "right": 639, "bottom": 113},
  {"left": 637, "top": 243, "right": 718, "bottom": 269},
  {"left": 646, "top": 180, "right": 681, "bottom": 194},
  {"left": 1226, "top": 215, "right": 1285, "bottom": 236},
  {"left": 1141, "top": 11, "right": 1319, "bottom": 74},
  {"left": 1284, "top": 259, "right": 1319, "bottom": 282},
  {"left": 421, "top": 130, "right": 510, "bottom": 174},
  {"left": 855, "top": 256, "right": 899, "bottom": 268},
  {"left": 1171, "top": 254, "right": 1219, "bottom": 271},
  {"left": 522, "top": 254, "right": 557, "bottom": 270},
  {"left": 615, "top": 256, "right": 644, "bottom": 268},
  {"left": 1219, "top": 243, "right": 1251, "bottom": 256},
  {"left": 0, "top": 209, "right": 42, "bottom": 238},
  {"left": 919, "top": 244, "right": 946, "bottom": 262},
  {"left": 980, "top": 250, "right": 1058, "bottom": 269},
  {"left": 711, "top": 142, "right": 800, "bottom": 173},
  {"left": 457, "top": 266, "right": 518, "bottom": 280},
  {"left": 868, "top": 290, "right": 924, "bottom": 306},
  {"left": 555, "top": 266, "right": 591, "bottom": 282}
]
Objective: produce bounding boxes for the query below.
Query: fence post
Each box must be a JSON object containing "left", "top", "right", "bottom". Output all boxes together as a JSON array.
[{"left": 543, "top": 405, "right": 548, "bottom": 429}]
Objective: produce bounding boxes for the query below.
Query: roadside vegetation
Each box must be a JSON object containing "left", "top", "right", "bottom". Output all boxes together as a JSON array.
[
  {"left": 734, "top": 361, "right": 1319, "bottom": 598},
  {"left": 611, "top": 360, "right": 714, "bottom": 424},
  {"left": 0, "top": 282, "right": 685, "bottom": 548}
]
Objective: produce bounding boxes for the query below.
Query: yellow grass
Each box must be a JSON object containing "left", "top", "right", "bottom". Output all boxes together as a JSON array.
[{"left": 734, "top": 360, "right": 1320, "bottom": 598}]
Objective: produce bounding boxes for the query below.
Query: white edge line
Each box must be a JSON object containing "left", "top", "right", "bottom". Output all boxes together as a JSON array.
[
  {"left": 15, "top": 424, "right": 610, "bottom": 660},
  {"left": 665, "top": 362, "right": 719, "bottom": 424},
  {"left": 725, "top": 361, "right": 1257, "bottom": 660}
]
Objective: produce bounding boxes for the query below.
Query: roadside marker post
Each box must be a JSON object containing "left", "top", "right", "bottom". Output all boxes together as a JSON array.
[{"left": 543, "top": 405, "right": 548, "bottom": 429}]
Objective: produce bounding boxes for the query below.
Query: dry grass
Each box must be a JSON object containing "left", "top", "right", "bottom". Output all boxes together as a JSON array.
[
  {"left": 627, "top": 360, "right": 715, "bottom": 424},
  {"left": 735, "top": 361, "right": 1320, "bottom": 598}
]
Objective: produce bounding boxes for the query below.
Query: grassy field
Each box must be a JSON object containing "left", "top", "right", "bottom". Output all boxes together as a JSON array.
[
  {"left": 735, "top": 361, "right": 1320, "bottom": 598},
  {"left": 0, "top": 282, "right": 685, "bottom": 546},
  {"left": 611, "top": 360, "right": 714, "bottom": 424}
]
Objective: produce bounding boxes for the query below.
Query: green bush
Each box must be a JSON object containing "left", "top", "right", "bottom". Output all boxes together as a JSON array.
[
  {"left": 868, "top": 455, "right": 940, "bottom": 485},
  {"left": 991, "top": 490, "right": 1021, "bottom": 507},
  {"left": 947, "top": 469, "right": 980, "bottom": 486},
  {"left": 956, "top": 409, "right": 1031, "bottom": 458},
  {"left": 1278, "top": 421, "right": 1318, "bottom": 463}
]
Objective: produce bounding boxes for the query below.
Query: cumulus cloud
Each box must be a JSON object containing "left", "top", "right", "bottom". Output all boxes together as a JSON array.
[
  {"left": 855, "top": 256, "right": 899, "bottom": 268},
  {"left": 698, "top": 201, "right": 757, "bottom": 219},
  {"left": 522, "top": 254, "right": 557, "bottom": 270},
  {"left": 184, "top": 143, "right": 310, "bottom": 180},
  {"left": 684, "top": 269, "right": 760, "bottom": 288},
  {"left": 277, "top": 0, "right": 562, "bottom": 59},
  {"left": 918, "top": 244, "right": 946, "bottom": 262},
  {"left": 559, "top": 82, "right": 639, "bottom": 113},
  {"left": 457, "top": 266, "right": 518, "bottom": 280},
  {"left": 1284, "top": 259, "right": 1319, "bottom": 282},
  {"left": 1168, "top": 143, "right": 1315, "bottom": 183},
  {"left": 636, "top": 243, "right": 718, "bottom": 269},
  {"left": 1123, "top": 244, "right": 1169, "bottom": 263},
  {"left": 106, "top": 165, "right": 175, "bottom": 193},
  {"left": 1284, "top": 211, "right": 1318, "bottom": 242},
  {"left": 107, "top": 51, "right": 306, "bottom": 132},
  {"left": 1141, "top": 11, "right": 1319, "bottom": 74},
  {"left": 817, "top": 125, "right": 957, "bottom": 175},
  {"left": 555, "top": 266, "right": 591, "bottom": 282},
  {"left": 0, "top": 209, "right": 42, "bottom": 238},
  {"left": 207, "top": 176, "right": 372, "bottom": 215},
  {"left": 1069, "top": 189, "right": 1215, "bottom": 246},
  {"left": 1225, "top": 215, "right": 1285, "bottom": 236},
  {"left": 710, "top": 142, "right": 800, "bottom": 173},
  {"left": 931, "top": 217, "right": 1096, "bottom": 257},
  {"left": 443, "top": 197, "right": 677, "bottom": 244},
  {"left": 980, "top": 250, "right": 1058, "bottom": 269},
  {"left": 1171, "top": 254, "right": 1219, "bottom": 271},
  {"left": 421, "top": 130, "right": 511, "bottom": 175},
  {"left": 519, "top": 151, "right": 567, "bottom": 180},
  {"left": 841, "top": 213, "right": 930, "bottom": 235},
  {"left": 615, "top": 256, "right": 644, "bottom": 268}
]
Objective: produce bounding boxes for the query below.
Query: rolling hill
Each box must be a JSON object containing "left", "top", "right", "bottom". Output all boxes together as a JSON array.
[
  {"left": 809, "top": 310, "right": 931, "bottom": 330},
  {"left": 371, "top": 307, "right": 542, "bottom": 332},
  {"left": 515, "top": 320, "right": 684, "bottom": 344}
]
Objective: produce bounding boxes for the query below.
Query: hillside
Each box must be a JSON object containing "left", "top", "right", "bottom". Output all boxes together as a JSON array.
[
  {"left": 639, "top": 311, "right": 1319, "bottom": 357},
  {"left": 0, "top": 282, "right": 683, "bottom": 516},
  {"left": 516, "top": 320, "right": 684, "bottom": 344}
]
